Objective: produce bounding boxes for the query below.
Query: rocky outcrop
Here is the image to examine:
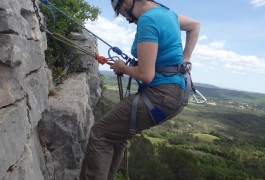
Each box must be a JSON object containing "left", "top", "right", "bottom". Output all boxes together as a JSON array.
[
  {"left": 39, "top": 73, "right": 94, "bottom": 180},
  {"left": 70, "top": 31, "right": 101, "bottom": 108},
  {"left": 37, "top": 29, "right": 101, "bottom": 180},
  {"left": 0, "top": 0, "right": 48, "bottom": 179},
  {"left": 0, "top": 0, "right": 101, "bottom": 180}
]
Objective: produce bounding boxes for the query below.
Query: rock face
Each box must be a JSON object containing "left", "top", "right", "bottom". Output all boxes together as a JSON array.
[
  {"left": 0, "top": 0, "right": 101, "bottom": 180},
  {"left": 0, "top": 0, "right": 48, "bottom": 179},
  {"left": 70, "top": 31, "right": 101, "bottom": 108},
  {"left": 39, "top": 73, "right": 97, "bottom": 180}
]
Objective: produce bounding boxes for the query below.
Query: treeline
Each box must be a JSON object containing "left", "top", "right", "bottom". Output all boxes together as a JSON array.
[{"left": 123, "top": 135, "right": 265, "bottom": 180}]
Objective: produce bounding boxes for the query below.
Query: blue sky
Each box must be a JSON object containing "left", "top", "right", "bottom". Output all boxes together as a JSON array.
[{"left": 84, "top": 0, "right": 265, "bottom": 94}]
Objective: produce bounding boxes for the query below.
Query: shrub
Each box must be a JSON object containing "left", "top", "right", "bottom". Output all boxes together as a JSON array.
[{"left": 40, "top": 0, "right": 100, "bottom": 84}]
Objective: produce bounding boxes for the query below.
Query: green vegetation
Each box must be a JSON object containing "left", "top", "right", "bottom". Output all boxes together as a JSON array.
[
  {"left": 192, "top": 133, "right": 220, "bottom": 142},
  {"left": 196, "top": 85, "right": 265, "bottom": 107},
  {"left": 40, "top": 0, "right": 100, "bottom": 84},
  {"left": 96, "top": 72, "right": 265, "bottom": 180}
]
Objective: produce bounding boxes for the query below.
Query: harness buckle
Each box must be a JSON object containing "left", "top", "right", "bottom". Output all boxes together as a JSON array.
[{"left": 179, "top": 61, "right": 192, "bottom": 74}]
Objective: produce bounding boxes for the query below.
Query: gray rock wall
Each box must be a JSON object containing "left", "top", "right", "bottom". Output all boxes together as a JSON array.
[
  {"left": 39, "top": 73, "right": 94, "bottom": 180},
  {"left": 0, "top": 0, "right": 48, "bottom": 180},
  {"left": 0, "top": 0, "right": 101, "bottom": 180}
]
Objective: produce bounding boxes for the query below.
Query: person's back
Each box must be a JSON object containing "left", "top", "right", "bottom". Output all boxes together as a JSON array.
[{"left": 132, "top": 6, "right": 185, "bottom": 88}]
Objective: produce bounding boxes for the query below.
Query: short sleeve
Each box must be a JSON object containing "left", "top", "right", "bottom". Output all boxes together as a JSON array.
[{"left": 136, "top": 16, "right": 159, "bottom": 43}]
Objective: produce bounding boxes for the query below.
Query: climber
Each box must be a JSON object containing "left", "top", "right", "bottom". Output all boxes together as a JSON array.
[{"left": 79, "top": 0, "right": 200, "bottom": 179}]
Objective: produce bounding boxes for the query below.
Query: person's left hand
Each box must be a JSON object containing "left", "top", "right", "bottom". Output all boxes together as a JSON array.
[{"left": 110, "top": 59, "right": 126, "bottom": 74}]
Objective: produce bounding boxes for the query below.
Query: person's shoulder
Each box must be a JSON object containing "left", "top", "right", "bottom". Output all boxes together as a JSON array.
[
  {"left": 141, "top": 6, "right": 163, "bottom": 17},
  {"left": 138, "top": 6, "right": 174, "bottom": 24}
]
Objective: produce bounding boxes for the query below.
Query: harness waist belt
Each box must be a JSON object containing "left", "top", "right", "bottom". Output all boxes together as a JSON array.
[{"left": 129, "top": 62, "right": 194, "bottom": 136}]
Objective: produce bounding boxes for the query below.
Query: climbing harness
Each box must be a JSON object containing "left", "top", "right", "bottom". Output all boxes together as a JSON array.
[{"left": 129, "top": 62, "right": 201, "bottom": 135}]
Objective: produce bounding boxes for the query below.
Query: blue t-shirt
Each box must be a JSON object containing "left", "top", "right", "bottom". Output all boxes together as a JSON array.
[{"left": 131, "top": 6, "right": 185, "bottom": 89}]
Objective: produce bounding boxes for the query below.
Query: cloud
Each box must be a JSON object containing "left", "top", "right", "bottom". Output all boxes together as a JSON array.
[
  {"left": 85, "top": 16, "right": 135, "bottom": 56},
  {"left": 198, "top": 35, "right": 208, "bottom": 41},
  {"left": 250, "top": 0, "right": 265, "bottom": 7},
  {"left": 209, "top": 40, "right": 225, "bottom": 49},
  {"left": 193, "top": 41, "right": 265, "bottom": 74},
  {"left": 85, "top": 15, "right": 265, "bottom": 75}
]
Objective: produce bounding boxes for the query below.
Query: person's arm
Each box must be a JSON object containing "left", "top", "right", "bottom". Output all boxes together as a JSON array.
[
  {"left": 178, "top": 15, "right": 200, "bottom": 62},
  {"left": 112, "top": 42, "right": 158, "bottom": 83}
]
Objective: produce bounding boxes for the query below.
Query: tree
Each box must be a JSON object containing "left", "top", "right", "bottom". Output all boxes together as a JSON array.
[
  {"left": 128, "top": 135, "right": 203, "bottom": 180},
  {"left": 158, "top": 144, "right": 203, "bottom": 180},
  {"left": 40, "top": 0, "right": 100, "bottom": 83}
]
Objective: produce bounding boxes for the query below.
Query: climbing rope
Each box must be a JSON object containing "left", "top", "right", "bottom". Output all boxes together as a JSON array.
[
  {"left": 32, "top": 1, "right": 132, "bottom": 179},
  {"left": 43, "top": 29, "right": 93, "bottom": 56},
  {"left": 38, "top": 0, "right": 133, "bottom": 64}
]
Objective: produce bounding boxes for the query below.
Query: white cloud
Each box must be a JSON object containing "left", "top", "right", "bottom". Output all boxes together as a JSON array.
[
  {"left": 192, "top": 62, "right": 205, "bottom": 67},
  {"left": 85, "top": 15, "right": 265, "bottom": 75},
  {"left": 198, "top": 35, "right": 208, "bottom": 41},
  {"left": 85, "top": 16, "right": 136, "bottom": 56},
  {"left": 209, "top": 40, "right": 225, "bottom": 49},
  {"left": 250, "top": 0, "right": 265, "bottom": 7},
  {"left": 193, "top": 42, "right": 265, "bottom": 74}
]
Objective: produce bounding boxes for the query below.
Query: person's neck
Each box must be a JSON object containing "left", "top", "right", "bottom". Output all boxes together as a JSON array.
[{"left": 133, "top": 1, "right": 158, "bottom": 18}]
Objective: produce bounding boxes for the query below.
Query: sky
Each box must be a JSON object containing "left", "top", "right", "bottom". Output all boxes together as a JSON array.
[{"left": 84, "top": 0, "right": 265, "bottom": 94}]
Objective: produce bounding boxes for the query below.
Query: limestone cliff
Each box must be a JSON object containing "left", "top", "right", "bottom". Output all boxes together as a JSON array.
[{"left": 0, "top": 0, "right": 101, "bottom": 179}]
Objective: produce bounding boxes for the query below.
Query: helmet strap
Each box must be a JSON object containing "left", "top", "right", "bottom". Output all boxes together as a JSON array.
[{"left": 127, "top": 0, "right": 137, "bottom": 23}]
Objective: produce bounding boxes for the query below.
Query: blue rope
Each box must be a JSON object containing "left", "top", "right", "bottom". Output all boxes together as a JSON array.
[
  {"left": 39, "top": 0, "right": 132, "bottom": 62},
  {"left": 39, "top": 0, "right": 49, "bottom": 5},
  {"left": 40, "top": 0, "right": 55, "bottom": 21}
]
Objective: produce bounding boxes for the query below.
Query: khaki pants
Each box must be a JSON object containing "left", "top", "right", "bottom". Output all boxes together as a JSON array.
[{"left": 79, "top": 84, "right": 184, "bottom": 180}]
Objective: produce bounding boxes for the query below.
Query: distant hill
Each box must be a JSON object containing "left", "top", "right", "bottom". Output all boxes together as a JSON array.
[
  {"left": 100, "top": 70, "right": 265, "bottom": 106},
  {"left": 194, "top": 86, "right": 265, "bottom": 106},
  {"left": 100, "top": 70, "right": 116, "bottom": 79},
  {"left": 193, "top": 83, "right": 219, "bottom": 89}
]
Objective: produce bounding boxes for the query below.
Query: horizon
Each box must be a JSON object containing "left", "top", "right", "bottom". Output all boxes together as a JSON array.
[
  {"left": 99, "top": 69, "right": 265, "bottom": 95},
  {"left": 85, "top": 0, "right": 265, "bottom": 94}
]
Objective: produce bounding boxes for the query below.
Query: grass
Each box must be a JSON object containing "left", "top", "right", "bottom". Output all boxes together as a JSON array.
[
  {"left": 146, "top": 136, "right": 165, "bottom": 144},
  {"left": 193, "top": 133, "right": 220, "bottom": 142}
]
